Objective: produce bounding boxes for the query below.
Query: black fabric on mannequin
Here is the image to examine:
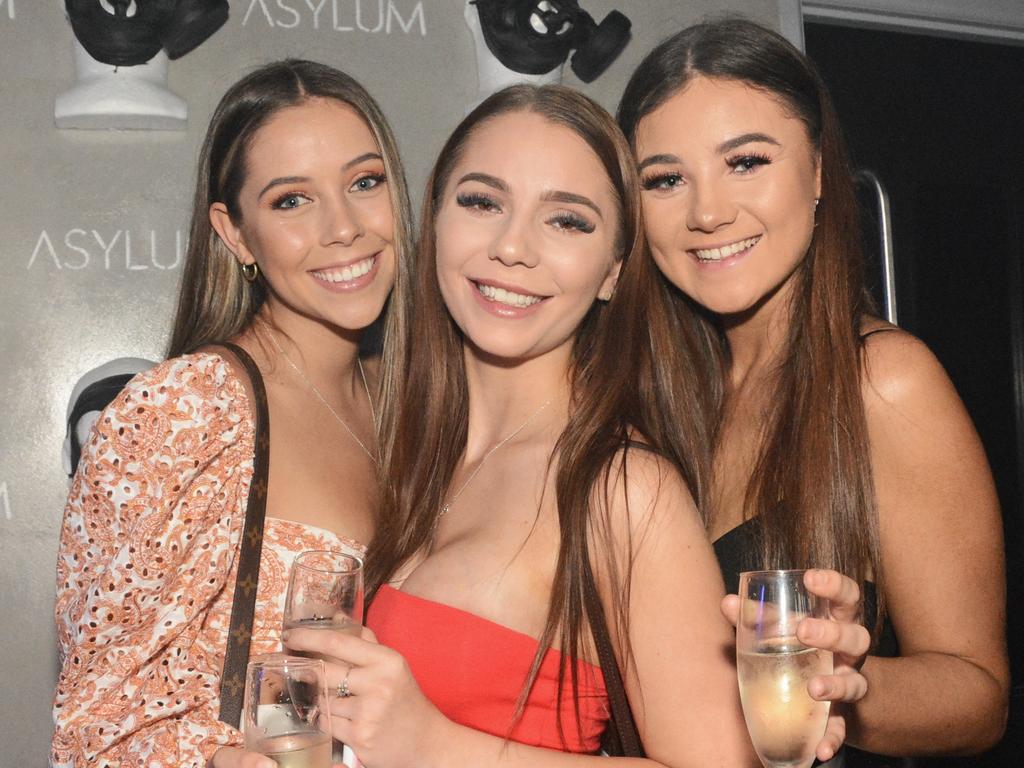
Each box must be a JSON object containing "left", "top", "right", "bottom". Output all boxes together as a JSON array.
[
  {"left": 471, "top": 0, "right": 631, "bottom": 82},
  {"left": 64, "top": 0, "right": 229, "bottom": 67},
  {"left": 65, "top": 373, "right": 137, "bottom": 476}
]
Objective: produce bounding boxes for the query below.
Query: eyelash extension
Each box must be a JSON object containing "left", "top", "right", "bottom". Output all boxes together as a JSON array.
[
  {"left": 456, "top": 192, "right": 500, "bottom": 212},
  {"left": 726, "top": 152, "right": 772, "bottom": 171},
  {"left": 640, "top": 171, "right": 683, "bottom": 191},
  {"left": 550, "top": 212, "right": 596, "bottom": 234}
]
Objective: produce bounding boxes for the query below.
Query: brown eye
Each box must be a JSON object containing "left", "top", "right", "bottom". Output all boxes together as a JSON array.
[
  {"left": 549, "top": 212, "right": 596, "bottom": 234},
  {"left": 727, "top": 154, "right": 771, "bottom": 173},
  {"left": 456, "top": 192, "right": 501, "bottom": 214},
  {"left": 641, "top": 172, "right": 683, "bottom": 191}
]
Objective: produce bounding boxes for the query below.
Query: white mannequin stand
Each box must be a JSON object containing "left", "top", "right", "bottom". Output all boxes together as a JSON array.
[
  {"left": 464, "top": 1, "right": 564, "bottom": 111},
  {"left": 55, "top": 38, "right": 187, "bottom": 130}
]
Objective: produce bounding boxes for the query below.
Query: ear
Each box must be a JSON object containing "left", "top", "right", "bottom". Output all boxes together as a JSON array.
[
  {"left": 814, "top": 153, "right": 822, "bottom": 199},
  {"left": 597, "top": 260, "right": 622, "bottom": 302},
  {"left": 209, "top": 202, "right": 254, "bottom": 266}
]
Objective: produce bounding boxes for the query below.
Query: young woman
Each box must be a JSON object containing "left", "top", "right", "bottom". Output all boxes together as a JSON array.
[
  {"left": 51, "top": 60, "right": 413, "bottom": 768},
  {"left": 284, "top": 85, "right": 758, "bottom": 766},
  {"left": 616, "top": 18, "right": 1008, "bottom": 763}
]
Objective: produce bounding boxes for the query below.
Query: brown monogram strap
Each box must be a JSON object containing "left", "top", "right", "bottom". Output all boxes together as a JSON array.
[
  {"left": 582, "top": 558, "right": 645, "bottom": 757},
  {"left": 217, "top": 342, "right": 271, "bottom": 729}
]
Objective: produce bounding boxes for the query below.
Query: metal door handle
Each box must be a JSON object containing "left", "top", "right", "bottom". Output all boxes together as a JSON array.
[{"left": 854, "top": 169, "right": 898, "bottom": 325}]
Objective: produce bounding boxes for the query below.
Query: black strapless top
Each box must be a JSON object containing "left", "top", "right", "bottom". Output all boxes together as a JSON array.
[{"left": 714, "top": 517, "right": 903, "bottom": 768}]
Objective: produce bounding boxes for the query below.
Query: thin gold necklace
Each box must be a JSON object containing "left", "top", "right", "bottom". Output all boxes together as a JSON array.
[
  {"left": 267, "top": 331, "right": 379, "bottom": 465},
  {"left": 439, "top": 398, "right": 553, "bottom": 518}
]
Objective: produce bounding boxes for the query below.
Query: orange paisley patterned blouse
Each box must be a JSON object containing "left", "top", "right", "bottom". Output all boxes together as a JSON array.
[{"left": 52, "top": 352, "right": 365, "bottom": 768}]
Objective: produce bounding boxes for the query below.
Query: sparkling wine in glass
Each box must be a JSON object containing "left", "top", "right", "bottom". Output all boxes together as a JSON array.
[
  {"left": 283, "top": 550, "right": 364, "bottom": 651},
  {"left": 243, "top": 654, "right": 332, "bottom": 768},
  {"left": 737, "top": 569, "right": 833, "bottom": 768},
  {"left": 282, "top": 550, "right": 364, "bottom": 767}
]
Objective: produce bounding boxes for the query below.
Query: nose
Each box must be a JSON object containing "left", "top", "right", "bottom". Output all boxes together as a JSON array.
[
  {"left": 685, "top": 179, "right": 737, "bottom": 233},
  {"left": 322, "top": 195, "right": 364, "bottom": 247},
  {"left": 488, "top": 213, "right": 539, "bottom": 269}
]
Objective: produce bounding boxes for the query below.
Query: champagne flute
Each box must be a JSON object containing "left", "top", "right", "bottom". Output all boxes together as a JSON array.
[
  {"left": 283, "top": 550, "right": 364, "bottom": 648},
  {"left": 282, "top": 550, "right": 364, "bottom": 768},
  {"left": 736, "top": 569, "right": 833, "bottom": 768},
  {"left": 243, "top": 653, "right": 332, "bottom": 768}
]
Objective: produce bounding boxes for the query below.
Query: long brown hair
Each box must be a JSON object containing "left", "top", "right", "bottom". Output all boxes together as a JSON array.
[
  {"left": 367, "top": 85, "right": 703, "bottom": 739},
  {"left": 166, "top": 59, "right": 414, "bottom": 456},
  {"left": 617, "top": 19, "right": 882, "bottom": 625}
]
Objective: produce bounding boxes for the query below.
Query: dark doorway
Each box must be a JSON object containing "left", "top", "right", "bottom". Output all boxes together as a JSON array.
[{"left": 805, "top": 21, "right": 1024, "bottom": 768}]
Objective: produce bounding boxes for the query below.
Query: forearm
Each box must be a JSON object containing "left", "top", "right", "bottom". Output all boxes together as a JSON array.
[{"left": 846, "top": 653, "right": 1008, "bottom": 755}]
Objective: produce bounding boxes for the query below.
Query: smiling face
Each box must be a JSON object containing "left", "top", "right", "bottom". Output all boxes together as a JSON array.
[
  {"left": 635, "top": 76, "right": 821, "bottom": 318},
  {"left": 434, "top": 110, "right": 621, "bottom": 363},
  {"left": 211, "top": 97, "right": 395, "bottom": 332}
]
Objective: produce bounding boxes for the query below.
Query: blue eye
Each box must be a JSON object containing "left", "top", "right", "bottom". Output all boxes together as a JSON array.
[
  {"left": 351, "top": 173, "right": 386, "bottom": 192},
  {"left": 272, "top": 192, "right": 311, "bottom": 210},
  {"left": 456, "top": 192, "right": 501, "bottom": 214},
  {"left": 641, "top": 172, "right": 683, "bottom": 191},
  {"left": 728, "top": 154, "right": 771, "bottom": 173}
]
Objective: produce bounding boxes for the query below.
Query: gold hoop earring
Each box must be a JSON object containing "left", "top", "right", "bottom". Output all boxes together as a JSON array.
[{"left": 240, "top": 262, "right": 259, "bottom": 282}]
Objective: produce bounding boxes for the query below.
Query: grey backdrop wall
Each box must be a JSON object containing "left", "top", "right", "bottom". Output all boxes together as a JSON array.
[{"left": 0, "top": 0, "right": 779, "bottom": 762}]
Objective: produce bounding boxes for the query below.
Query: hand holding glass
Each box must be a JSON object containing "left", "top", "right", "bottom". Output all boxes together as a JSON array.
[
  {"left": 283, "top": 550, "right": 364, "bottom": 646},
  {"left": 737, "top": 570, "right": 833, "bottom": 768},
  {"left": 243, "top": 654, "right": 332, "bottom": 768}
]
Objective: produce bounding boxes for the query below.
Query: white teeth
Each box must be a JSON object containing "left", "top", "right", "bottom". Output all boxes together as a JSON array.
[
  {"left": 312, "top": 256, "right": 375, "bottom": 284},
  {"left": 476, "top": 283, "right": 543, "bottom": 308},
  {"left": 693, "top": 236, "right": 761, "bottom": 262}
]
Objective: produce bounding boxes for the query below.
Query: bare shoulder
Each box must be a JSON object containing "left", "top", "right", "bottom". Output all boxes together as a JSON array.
[
  {"left": 859, "top": 325, "right": 996, "bottom": 529},
  {"left": 602, "top": 443, "right": 701, "bottom": 537},
  {"left": 859, "top": 326, "right": 959, "bottom": 415}
]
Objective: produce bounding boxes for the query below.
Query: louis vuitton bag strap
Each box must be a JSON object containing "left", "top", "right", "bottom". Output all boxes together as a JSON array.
[{"left": 217, "top": 342, "right": 271, "bottom": 729}]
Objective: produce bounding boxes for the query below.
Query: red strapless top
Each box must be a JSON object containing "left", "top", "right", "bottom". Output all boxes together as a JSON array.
[{"left": 367, "top": 584, "right": 609, "bottom": 753}]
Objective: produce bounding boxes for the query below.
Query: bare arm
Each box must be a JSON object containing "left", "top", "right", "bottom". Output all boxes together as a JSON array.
[
  {"left": 847, "top": 330, "right": 1008, "bottom": 754},
  {"left": 605, "top": 451, "right": 757, "bottom": 767}
]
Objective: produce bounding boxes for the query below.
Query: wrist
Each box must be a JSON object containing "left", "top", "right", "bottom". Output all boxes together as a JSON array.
[{"left": 420, "top": 710, "right": 456, "bottom": 768}]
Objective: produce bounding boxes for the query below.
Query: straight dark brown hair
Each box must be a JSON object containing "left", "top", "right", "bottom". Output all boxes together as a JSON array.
[
  {"left": 166, "top": 59, "right": 414, "bottom": 461},
  {"left": 367, "top": 84, "right": 707, "bottom": 743},
  {"left": 617, "top": 18, "right": 883, "bottom": 631}
]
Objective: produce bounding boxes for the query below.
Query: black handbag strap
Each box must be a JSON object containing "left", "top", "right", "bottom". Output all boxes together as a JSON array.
[
  {"left": 582, "top": 558, "right": 644, "bottom": 757},
  {"left": 217, "top": 342, "right": 271, "bottom": 729}
]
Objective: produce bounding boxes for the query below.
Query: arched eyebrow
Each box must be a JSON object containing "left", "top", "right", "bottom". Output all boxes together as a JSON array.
[
  {"left": 343, "top": 152, "right": 383, "bottom": 170},
  {"left": 716, "top": 132, "right": 780, "bottom": 154},
  {"left": 456, "top": 172, "right": 509, "bottom": 192},
  {"left": 637, "top": 154, "right": 679, "bottom": 173},
  {"left": 258, "top": 176, "right": 308, "bottom": 199},
  {"left": 541, "top": 190, "right": 603, "bottom": 220}
]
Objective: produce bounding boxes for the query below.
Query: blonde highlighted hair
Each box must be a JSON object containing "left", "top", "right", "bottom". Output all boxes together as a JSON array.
[{"left": 167, "top": 59, "right": 413, "bottom": 462}]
